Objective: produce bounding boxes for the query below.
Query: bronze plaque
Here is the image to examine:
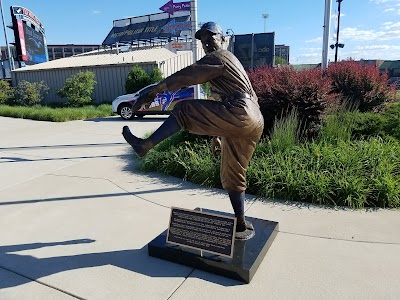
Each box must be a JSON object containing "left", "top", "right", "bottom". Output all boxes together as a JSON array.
[{"left": 166, "top": 207, "right": 236, "bottom": 258}]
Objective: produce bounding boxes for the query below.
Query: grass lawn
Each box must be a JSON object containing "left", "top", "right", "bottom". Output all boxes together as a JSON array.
[{"left": 0, "top": 104, "right": 113, "bottom": 122}]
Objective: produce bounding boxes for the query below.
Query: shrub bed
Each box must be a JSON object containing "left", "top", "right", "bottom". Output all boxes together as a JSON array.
[{"left": 138, "top": 111, "right": 400, "bottom": 209}]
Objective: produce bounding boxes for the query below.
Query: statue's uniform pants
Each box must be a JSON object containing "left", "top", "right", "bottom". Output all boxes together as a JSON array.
[{"left": 171, "top": 97, "right": 264, "bottom": 193}]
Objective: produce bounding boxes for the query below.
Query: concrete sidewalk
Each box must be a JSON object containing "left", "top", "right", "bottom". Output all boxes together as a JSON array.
[{"left": 0, "top": 116, "right": 399, "bottom": 300}]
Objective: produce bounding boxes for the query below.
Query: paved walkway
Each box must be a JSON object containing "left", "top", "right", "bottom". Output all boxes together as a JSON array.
[{"left": 0, "top": 116, "right": 399, "bottom": 300}]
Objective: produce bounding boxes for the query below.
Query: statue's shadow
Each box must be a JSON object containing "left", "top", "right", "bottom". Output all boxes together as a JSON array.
[{"left": 0, "top": 239, "right": 243, "bottom": 289}]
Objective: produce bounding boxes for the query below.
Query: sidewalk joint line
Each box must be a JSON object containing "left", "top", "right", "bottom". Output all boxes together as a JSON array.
[
  {"left": 167, "top": 268, "right": 196, "bottom": 300},
  {"left": 278, "top": 230, "right": 400, "bottom": 245},
  {"left": 0, "top": 161, "right": 86, "bottom": 194},
  {"left": 109, "top": 180, "right": 171, "bottom": 209},
  {"left": 0, "top": 265, "right": 85, "bottom": 299}
]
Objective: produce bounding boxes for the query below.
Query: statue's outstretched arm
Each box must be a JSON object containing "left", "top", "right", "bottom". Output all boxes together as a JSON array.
[{"left": 132, "top": 63, "right": 223, "bottom": 113}]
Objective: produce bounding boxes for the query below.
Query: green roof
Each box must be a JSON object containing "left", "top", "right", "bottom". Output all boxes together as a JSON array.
[
  {"left": 379, "top": 60, "right": 400, "bottom": 71},
  {"left": 291, "top": 63, "right": 320, "bottom": 70}
]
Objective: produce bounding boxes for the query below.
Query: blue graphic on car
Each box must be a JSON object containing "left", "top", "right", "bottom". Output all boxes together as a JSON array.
[{"left": 112, "top": 84, "right": 205, "bottom": 120}]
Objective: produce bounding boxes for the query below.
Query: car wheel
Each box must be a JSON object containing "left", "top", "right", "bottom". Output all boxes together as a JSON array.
[{"left": 118, "top": 103, "right": 134, "bottom": 120}]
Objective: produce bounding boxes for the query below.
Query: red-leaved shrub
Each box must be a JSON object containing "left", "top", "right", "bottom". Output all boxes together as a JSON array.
[
  {"left": 248, "top": 65, "right": 337, "bottom": 137},
  {"left": 327, "top": 60, "right": 395, "bottom": 112}
]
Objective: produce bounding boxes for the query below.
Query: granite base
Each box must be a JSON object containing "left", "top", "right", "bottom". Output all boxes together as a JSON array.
[{"left": 148, "top": 209, "right": 279, "bottom": 283}]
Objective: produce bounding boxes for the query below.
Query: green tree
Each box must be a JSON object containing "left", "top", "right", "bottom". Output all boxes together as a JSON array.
[
  {"left": 149, "top": 67, "right": 164, "bottom": 83},
  {"left": 14, "top": 80, "right": 49, "bottom": 106},
  {"left": 57, "top": 71, "right": 97, "bottom": 107},
  {"left": 275, "top": 57, "right": 288, "bottom": 65},
  {"left": 125, "top": 66, "right": 163, "bottom": 94},
  {"left": 0, "top": 80, "right": 14, "bottom": 104}
]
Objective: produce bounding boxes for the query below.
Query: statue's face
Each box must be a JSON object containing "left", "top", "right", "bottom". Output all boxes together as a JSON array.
[{"left": 199, "top": 32, "right": 223, "bottom": 54}]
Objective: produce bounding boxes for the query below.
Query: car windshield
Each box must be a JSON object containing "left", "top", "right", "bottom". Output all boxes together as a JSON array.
[{"left": 138, "top": 84, "right": 157, "bottom": 96}]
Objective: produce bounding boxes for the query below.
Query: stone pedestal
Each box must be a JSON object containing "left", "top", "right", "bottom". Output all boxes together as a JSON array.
[{"left": 148, "top": 209, "right": 278, "bottom": 283}]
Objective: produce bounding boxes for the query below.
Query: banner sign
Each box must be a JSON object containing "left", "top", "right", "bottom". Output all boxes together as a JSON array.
[
  {"left": 102, "top": 15, "right": 190, "bottom": 45},
  {"left": 23, "top": 23, "right": 48, "bottom": 64},
  {"left": 233, "top": 33, "right": 275, "bottom": 70},
  {"left": 11, "top": 6, "right": 44, "bottom": 32},
  {"left": 16, "top": 20, "right": 27, "bottom": 61},
  {"left": 160, "top": 0, "right": 191, "bottom": 14},
  {"left": 253, "top": 33, "right": 275, "bottom": 67},
  {"left": 10, "top": 5, "right": 48, "bottom": 65},
  {"left": 161, "top": 19, "right": 190, "bottom": 34}
]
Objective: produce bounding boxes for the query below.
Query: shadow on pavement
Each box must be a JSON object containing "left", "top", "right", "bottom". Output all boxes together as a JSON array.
[
  {"left": 0, "top": 187, "right": 186, "bottom": 207},
  {"left": 0, "top": 154, "right": 130, "bottom": 164},
  {"left": 0, "top": 142, "right": 126, "bottom": 151},
  {"left": 84, "top": 116, "right": 167, "bottom": 122},
  {"left": 0, "top": 239, "right": 243, "bottom": 289}
]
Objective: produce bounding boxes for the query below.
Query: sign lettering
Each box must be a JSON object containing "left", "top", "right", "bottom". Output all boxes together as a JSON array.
[{"left": 160, "top": 0, "right": 191, "bottom": 14}]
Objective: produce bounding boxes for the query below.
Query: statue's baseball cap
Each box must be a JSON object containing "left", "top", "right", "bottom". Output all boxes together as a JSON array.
[{"left": 195, "top": 22, "right": 223, "bottom": 40}]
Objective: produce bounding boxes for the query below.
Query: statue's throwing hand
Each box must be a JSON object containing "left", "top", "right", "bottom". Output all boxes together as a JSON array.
[
  {"left": 131, "top": 87, "right": 158, "bottom": 113},
  {"left": 210, "top": 136, "right": 221, "bottom": 157}
]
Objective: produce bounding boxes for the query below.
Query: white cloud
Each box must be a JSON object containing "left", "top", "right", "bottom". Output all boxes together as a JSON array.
[
  {"left": 292, "top": 41, "right": 400, "bottom": 64},
  {"left": 356, "top": 44, "right": 400, "bottom": 50},
  {"left": 306, "top": 37, "right": 322, "bottom": 43},
  {"left": 341, "top": 27, "right": 400, "bottom": 41},
  {"left": 369, "top": 0, "right": 400, "bottom": 4},
  {"left": 370, "top": 0, "right": 400, "bottom": 14},
  {"left": 382, "top": 22, "right": 400, "bottom": 29},
  {"left": 342, "top": 44, "right": 400, "bottom": 60},
  {"left": 92, "top": 10, "right": 101, "bottom": 15},
  {"left": 300, "top": 47, "right": 321, "bottom": 52}
]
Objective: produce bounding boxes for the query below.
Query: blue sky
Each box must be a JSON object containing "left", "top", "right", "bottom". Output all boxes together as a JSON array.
[{"left": 1, "top": 0, "right": 399, "bottom": 64}]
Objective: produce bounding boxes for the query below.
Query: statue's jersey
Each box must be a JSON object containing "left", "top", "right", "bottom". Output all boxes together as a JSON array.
[{"left": 164, "top": 49, "right": 258, "bottom": 104}]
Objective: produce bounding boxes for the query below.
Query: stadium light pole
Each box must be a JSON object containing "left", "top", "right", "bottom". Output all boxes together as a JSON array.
[
  {"left": 334, "top": 0, "right": 343, "bottom": 62},
  {"left": 322, "top": 0, "right": 332, "bottom": 69},
  {"left": 191, "top": 0, "right": 200, "bottom": 99},
  {"left": 0, "top": 0, "right": 14, "bottom": 70},
  {"left": 262, "top": 14, "right": 269, "bottom": 33}
]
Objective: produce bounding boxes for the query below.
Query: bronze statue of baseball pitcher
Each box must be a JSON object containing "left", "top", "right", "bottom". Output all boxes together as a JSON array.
[{"left": 122, "top": 22, "right": 264, "bottom": 240}]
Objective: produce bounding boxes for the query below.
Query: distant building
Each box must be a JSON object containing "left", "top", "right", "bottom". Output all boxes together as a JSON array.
[
  {"left": 11, "top": 46, "right": 201, "bottom": 103},
  {"left": 0, "top": 46, "right": 17, "bottom": 61},
  {"left": 275, "top": 44, "right": 290, "bottom": 64},
  {"left": 357, "top": 59, "right": 384, "bottom": 67},
  {"left": 379, "top": 60, "right": 400, "bottom": 79},
  {"left": 47, "top": 45, "right": 100, "bottom": 60},
  {"left": 1, "top": 44, "right": 101, "bottom": 62}
]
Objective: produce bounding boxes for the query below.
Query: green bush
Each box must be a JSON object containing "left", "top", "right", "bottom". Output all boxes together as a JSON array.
[
  {"left": 384, "top": 103, "right": 400, "bottom": 140},
  {"left": 0, "top": 80, "right": 14, "bottom": 104},
  {"left": 13, "top": 80, "right": 49, "bottom": 106},
  {"left": 327, "top": 60, "right": 395, "bottom": 112},
  {"left": 149, "top": 67, "right": 163, "bottom": 84},
  {"left": 125, "top": 66, "right": 163, "bottom": 94},
  {"left": 248, "top": 65, "right": 338, "bottom": 138},
  {"left": 201, "top": 82, "right": 212, "bottom": 98},
  {"left": 57, "top": 71, "right": 97, "bottom": 107},
  {"left": 333, "top": 103, "right": 400, "bottom": 140}
]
